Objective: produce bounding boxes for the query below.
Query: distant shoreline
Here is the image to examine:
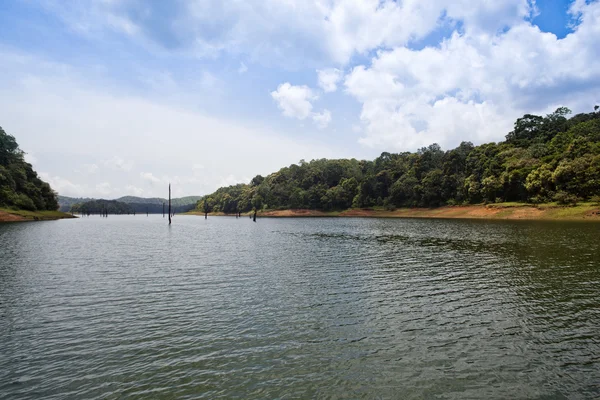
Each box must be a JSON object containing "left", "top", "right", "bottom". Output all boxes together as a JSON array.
[
  {"left": 186, "top": 203, "right": 600, "bottom": 221},
  {"left": 0, "top": 208, "right": 76, "bottom": 223}
]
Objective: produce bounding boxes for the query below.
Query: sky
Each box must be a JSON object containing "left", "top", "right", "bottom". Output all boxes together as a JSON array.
[{"left": 1, "top": 0, "right": 599, "bottom": 199}]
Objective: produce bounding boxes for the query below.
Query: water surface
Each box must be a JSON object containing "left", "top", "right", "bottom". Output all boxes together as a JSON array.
[{"left": 1, "top": 216, "right": 599, "bottom": 399}]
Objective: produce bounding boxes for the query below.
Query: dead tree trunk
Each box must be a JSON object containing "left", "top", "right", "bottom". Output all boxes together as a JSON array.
[
  {"left": 163, "top": 202, "right": 165, "bottom": 217},
  {"left": 168, "top": 183, "right": 172, "bottom": 225}
]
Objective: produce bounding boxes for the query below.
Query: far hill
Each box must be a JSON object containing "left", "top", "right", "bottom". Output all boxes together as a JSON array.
[
  {"left": 116, "top": 196, "right": 202, "bottom": 207},
  {"left": 57, "top": 196, "right": 95, "bottom": 211},
  {"left": 59, "top": 195, "right": 201, "bottom": 213}
]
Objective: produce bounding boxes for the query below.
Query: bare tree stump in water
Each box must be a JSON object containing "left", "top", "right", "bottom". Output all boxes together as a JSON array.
[{"left": 168, "top": 184, "right": 172, "bottom": 225}]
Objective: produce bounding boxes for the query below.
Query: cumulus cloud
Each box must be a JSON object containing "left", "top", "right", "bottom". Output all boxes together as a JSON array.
[
  {"left": 7, "top": 0, "right": 600, "bottom": 195},
  {"left": 45, "top": 0, "right": 534, "bottom": 67},
  {"left": 317, "top": 68, "right": 343, "bottom": 92},
  {"left": 271, "top": 83, "right": 316, "bottom": 119},
  {"left": 342, "top": 0, "right": 600, "bottom": 150},
  {"left": 0, "top": 49, "right": 338, "bottom": 198},
  {"left": 271, "top": 82, "right": 334, "bottom": 128}
]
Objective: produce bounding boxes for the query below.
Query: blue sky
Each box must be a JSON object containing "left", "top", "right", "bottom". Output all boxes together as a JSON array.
[{"left": 0, "top": 0, "right": 598, "bottom": 198}]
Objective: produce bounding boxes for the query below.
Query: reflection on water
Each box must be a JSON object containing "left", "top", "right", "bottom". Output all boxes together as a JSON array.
[{"left": 1, "top": 216, "right": 599, "bottom": 399}]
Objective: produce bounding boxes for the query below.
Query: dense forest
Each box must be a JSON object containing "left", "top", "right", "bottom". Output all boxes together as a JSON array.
[
  {"left": 0, "top": 127, "right": 59, "bottom": 211},
  {"left": 70, "top": 200, "right": 134, "bottom": 215},
  {"left": 197, "top": 107, "right": 600, "bottom": 213},
  {"left": 61, "top": 195, "right": 201, "bottom": 214}
]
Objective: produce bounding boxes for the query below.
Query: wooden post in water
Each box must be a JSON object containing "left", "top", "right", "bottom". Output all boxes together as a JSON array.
[
  {"left": 168, "top": 183, "right": 172, "bottom": 225},
  {"left": 253, "top": 209, "right": 257, "bottom": 222},
  {"left": 146, "top": 207, "right": 148, "bottom": 217},
  {"left": 163, "top": 202, "right": 165, "bottom": 218}
]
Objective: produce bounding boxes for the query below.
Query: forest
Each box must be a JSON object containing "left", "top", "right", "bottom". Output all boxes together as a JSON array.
[
  {"left": 196, "top": 107, "right": 600, "bottom": 214},
  {"left": 70, "top": 200, "right": 134, "bottom": 215},
  {"left": 62, "top": 195, "right": 201, "bottom": 214},
  {"left": 0, "top": 126, "right": 59, "bottom": 211}
]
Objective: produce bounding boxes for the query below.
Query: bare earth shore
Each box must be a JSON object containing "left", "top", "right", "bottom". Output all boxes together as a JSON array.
[
  {"left": 0, "top": 209, "right": 77, "bottom": 222},
  {"left": 187, "top": 203, "right": 600, "bottom": 221}
]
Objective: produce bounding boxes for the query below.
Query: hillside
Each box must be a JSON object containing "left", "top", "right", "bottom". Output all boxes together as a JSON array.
[
  {"left": 60, "top": 195, "right": 201, "bottom": 213},
  {"left": 117, "top": 195, "right": 201, "bottom": 207},
  {"left": 195, "top": 107, "right": 600, "bottom": 214},
  {"left": 0, "top": 126, "right": 59, "bottom": 212}
]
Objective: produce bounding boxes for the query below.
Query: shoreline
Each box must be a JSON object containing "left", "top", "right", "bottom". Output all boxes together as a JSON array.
[
  {"left": 186, "top": 203, "right": 600, "bottom": 221},
  {"left": 0, "top": 209, "right": 77, "bottom": 223}
]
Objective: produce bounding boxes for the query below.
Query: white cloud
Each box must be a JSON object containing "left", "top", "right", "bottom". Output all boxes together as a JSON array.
[
  {"left": 0, "top": 49, "right": 338, "bottom": 198},
  {"left": 44, "top": 0, "right": 534, "bottom": 67},
  {"left": 271, "top": 82, "right": 316, "bottom": 119},
  {"left": 104, "top": 156, "right": 133, "bottom": 171},
  {"left": 238, "top": 62, "right": 248, "bottom": 74},
  {"left": 271, "top": 82, "right": 335, "bottom": 129},
  {"left": 312, "top": 109, "right": 332, "bottom": 129},
  {"left": 342, "top": 0, "right": 600, "bottom": 151},
  {"left": 317, "top": 68, "right": 343, "bottom": 92},
  {"left": 39, "top": 172, "right": 87, "bottom": 197},
  {"left": 140, "top": 172, "right": 161, "bottom": 184}
]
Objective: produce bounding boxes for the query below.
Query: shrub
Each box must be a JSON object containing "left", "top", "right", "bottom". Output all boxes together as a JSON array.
[
  {"left": 554, "top": 191, "right": 578, "bottom": 206},
  {"left": 13, "top": 193, "right": 37, "bottom": 211}
]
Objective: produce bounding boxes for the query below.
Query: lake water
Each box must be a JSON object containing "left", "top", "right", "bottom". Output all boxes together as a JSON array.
[{"left": 1, "top": 215, "right": 599, "bottom": 399}]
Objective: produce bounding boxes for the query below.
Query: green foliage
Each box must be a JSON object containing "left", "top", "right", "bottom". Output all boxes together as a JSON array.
[
  {"left": 59, "top": 195, "right": 200, "bottom": 213},
  {"left": 71, "top": 200, "right": 134, "bottom": 214},
  {"left": 196, "top": 107, "right": 600, "bottom": 212},
  {"left": 0, "top": 126, "right": 59, "bottom": 211},
  {"left": 553, "top": 192, "right": 578, "bottom": 206}
]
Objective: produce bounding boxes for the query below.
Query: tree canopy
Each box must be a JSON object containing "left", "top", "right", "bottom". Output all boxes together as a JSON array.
[
  {"left": 0, "top": 126, "right": 59, "bottom": 211},
  {"left": 70, "top": 200, "right": 134, "bottom": 215},
  {"left": 196, "top": 107, "right": 600, "bottom": 213}
]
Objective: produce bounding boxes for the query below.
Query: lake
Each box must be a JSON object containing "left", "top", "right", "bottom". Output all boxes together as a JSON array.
[{"left": 1, "top": 215, "right": 599, "bottom": 399}]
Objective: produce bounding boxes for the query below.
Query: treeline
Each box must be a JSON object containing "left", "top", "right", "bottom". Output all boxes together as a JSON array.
[
  {"left": 70, "top": 199, "right": 194, "bottom": 214},
  {"left": 0, "top": 126, "right": 59, "bottom": 211},
  {"left": 197, "top": 107, "right": 600, "bottom": 213},
  {"left": 124, "top": 202, "right": 194, "bottom": 214},
  {"left": 71, "top": 200, "right": 134, "bottom": 215},
  {"left": 60, "top": 195, "right": 200, "bottom": 213}
]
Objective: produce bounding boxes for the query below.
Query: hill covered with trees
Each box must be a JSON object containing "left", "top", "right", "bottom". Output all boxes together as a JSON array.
[
  {"left": 0, "top": 126, "right": 59, "bottom": 211},
  {"left": 61, "top": 195, "right": 201, "bottom": 214},
  {"left": 70, "top": 200, "right": 134, "bottom": 215},
  {"left": 196, "top": 107, "right": 600, "bottom": 214}
]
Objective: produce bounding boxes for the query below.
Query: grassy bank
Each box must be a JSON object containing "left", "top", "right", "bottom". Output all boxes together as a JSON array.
[
  {"left": 186, "top": 202, "right": 600, "bottom": 221},
  {"left": 0, "top": 208, "right": 77, "bottom": 222}
]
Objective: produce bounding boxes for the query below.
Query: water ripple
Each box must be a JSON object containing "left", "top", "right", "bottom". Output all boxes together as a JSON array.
[{"left": 1, "top": 216, "right": 599, "bottom": 399}]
